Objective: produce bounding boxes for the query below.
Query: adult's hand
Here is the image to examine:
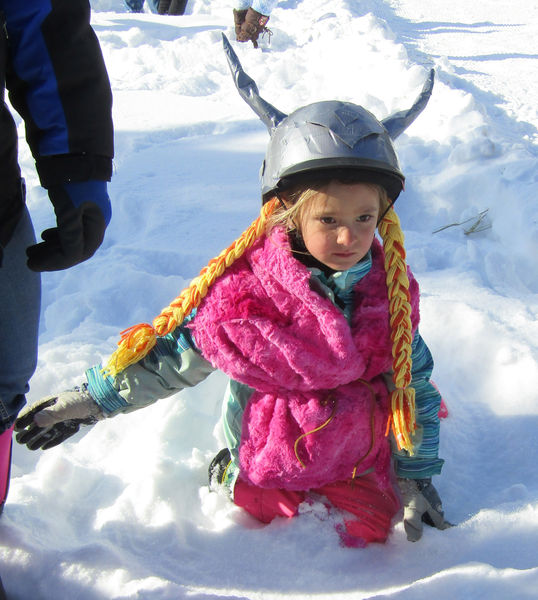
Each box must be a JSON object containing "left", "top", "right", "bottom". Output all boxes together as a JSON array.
[{"left": 26, "top": 180, "right": 111, "bottom": 271}]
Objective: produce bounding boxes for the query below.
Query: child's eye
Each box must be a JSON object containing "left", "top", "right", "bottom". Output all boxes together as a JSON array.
[
  {"left": 319, "top": 216, "right": 336, "bottom": 225},
  {"left": 357, "top": 215, "right": 374, "bottom": 223}
]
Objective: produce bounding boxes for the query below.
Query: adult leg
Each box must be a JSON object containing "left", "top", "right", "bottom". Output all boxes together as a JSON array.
[
  {"left": 0, "top": 207, "right": 41, "bottom": 510},
  {"left": 125, "top": 0, "right": 145, "bottom": 12},
  {"left": 234, "top": 477, "right": 305, "bottom": 524},
  {"left": 153, "top": 0, "right": 188, "bottom": 14}
]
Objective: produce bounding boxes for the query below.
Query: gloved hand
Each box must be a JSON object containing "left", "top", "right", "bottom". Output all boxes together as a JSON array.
[
  {"left": 157, "top": 0, "right": 187, "bottom": 15},
  {"left": 26, "top": 180, "right": 111, "bottom": 272},
  {"left": 14, "top": 386, "right": 104, "bottom": 451},
  {"left": 398, "top": 478, "right": 452, "bottom": 542},
  {"left": 236, "top": 8, "right": 270, "bottom": 48}
]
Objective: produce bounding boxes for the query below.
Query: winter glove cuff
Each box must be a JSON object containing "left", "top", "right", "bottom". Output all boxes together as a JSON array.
[{"left": 36, "top": 154, "right": 112, "bottom": 188}]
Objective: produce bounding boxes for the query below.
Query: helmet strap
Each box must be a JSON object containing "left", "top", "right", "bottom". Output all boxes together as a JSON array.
[{"left": 377, "top": 198, "right": 397, "bottom": 225}]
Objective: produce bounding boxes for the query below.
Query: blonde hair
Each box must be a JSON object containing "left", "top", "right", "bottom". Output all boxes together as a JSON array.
[
  {"left": 104, "top": 186, "right": 416, "bottom": 454},
  {"left": 267, "top": 181, "right": 391, "bottom": 233}
]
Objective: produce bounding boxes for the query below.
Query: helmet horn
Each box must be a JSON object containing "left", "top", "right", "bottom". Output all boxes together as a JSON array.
[
  {"left": 382, "top": 69, "right": 435, "bottom": 139},
  {"left": 222, "top": 33, "right": 287, "bottom": 132}
]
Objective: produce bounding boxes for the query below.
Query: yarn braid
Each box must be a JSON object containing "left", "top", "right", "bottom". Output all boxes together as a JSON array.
[
  {"left": 377, "top": 206, "right": 416, "bottom": 454},
  {"left": 103, "top": 198, "right": 279, "bottom": 377}
]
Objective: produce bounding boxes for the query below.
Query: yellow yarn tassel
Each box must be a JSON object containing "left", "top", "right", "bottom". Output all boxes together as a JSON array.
[
  {"left": 388, "top": 387, "right": 416, "bottom": 453},
  {"left": 103, "top": 198, "right": 279, "bottom": 377}
]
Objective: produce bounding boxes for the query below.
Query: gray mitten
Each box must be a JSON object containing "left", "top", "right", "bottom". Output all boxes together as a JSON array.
[
  {"left": 15, "top": 385, "right": 104, "bottom": 450},
  {"left": 398, "top": 478, "right": 452, "bottom": 542}
]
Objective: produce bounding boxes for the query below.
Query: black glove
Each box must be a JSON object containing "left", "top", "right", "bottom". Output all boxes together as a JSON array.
[
  {"left": 398, "top": 478, "right": 452, "bottom": 542},
  {"left": 15, "top": 386, "right": 104, "bottom": 451},
  {"left": 158, "top": 0, "right": 188, "bottom": 15},
  {"left": 26, "top": 180, "right": 111, "bottom": 272}
]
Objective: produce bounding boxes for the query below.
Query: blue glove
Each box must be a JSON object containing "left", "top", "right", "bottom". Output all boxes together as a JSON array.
[{"left": 26, "top": 180, "right": 111, "bottom": 272}]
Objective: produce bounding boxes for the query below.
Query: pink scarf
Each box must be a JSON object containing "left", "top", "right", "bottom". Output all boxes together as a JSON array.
[{"left": 190, "top": 228, "right": 420, "bottom": 490}]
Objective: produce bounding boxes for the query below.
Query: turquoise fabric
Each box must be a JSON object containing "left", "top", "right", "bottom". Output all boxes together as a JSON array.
[{"left": 395, "top": 334, "right": 445, "bottom": 478}]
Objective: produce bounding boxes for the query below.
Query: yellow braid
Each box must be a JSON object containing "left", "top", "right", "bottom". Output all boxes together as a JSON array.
[
  {"left": 103, "top": 198, "right": 279, "bottom": 377},
  {"left": 377, "top": 206, "right": 416, "bottom": 454}
]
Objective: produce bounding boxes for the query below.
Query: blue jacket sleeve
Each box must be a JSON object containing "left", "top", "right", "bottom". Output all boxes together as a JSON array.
[
  {"left": 393, "top": 331, "right": 445, "bottom": 479},
  {"left": 2, "top": 0, "right": 113, "bottom": 186}
]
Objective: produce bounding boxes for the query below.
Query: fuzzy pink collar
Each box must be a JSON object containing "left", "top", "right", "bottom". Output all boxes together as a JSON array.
[{"left": 190, "top": 227, "right": 419, "bottom": 390}]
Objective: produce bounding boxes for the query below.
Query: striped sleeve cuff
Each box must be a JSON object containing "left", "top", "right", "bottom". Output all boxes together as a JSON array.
[
  {"left": 86, "top": 365, "right": 130, "bottom": 415},
  {"left": 395, "top": 456, "right": 444, "bottom": 479}
]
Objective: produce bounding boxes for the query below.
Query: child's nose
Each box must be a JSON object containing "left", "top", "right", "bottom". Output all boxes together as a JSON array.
[{"left": 337, "top": 226, "right": 356, "bottom": 246}]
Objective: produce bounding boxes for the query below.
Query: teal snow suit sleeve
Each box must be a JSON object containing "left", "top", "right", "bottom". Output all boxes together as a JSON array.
[
  {"left": 393, "top": 332, "right": 445, "bottom": 479},
  {"left": 86, "top": 326, "right": 215, "bottom": 416}
]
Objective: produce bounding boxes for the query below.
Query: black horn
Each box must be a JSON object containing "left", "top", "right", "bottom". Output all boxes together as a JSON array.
[
  {"left": 222, "top": 33, "right": 287, "bottom": 132},
  {"left": 382, "top": 69, "right": 435, "bottom": 139}
]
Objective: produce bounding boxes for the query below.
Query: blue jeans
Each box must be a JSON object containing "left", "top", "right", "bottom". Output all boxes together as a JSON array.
[
  {"left": 234, "top": 0, "right": 278, "bottom": 15},
  {"left": 125, "top": 0, "right": 160, "bottom": 12},
  {"left": 0, "top": 207, "right": 40, "bottom": 433}
]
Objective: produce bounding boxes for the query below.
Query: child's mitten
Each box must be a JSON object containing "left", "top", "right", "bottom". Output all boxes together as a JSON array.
[
  {"left": 15, "top": 386, "right": 104, "bottom": 451},
  {"left": 398, "top": 478, "right": 452, "bottom": 541}
]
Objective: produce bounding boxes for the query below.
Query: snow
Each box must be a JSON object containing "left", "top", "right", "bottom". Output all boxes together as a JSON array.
[{"left": 2, "top": 0, "right": 537, "bottom": 598}]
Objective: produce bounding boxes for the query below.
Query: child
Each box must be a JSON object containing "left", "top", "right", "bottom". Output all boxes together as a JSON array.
[{"left": 15, "top": 36, "right": 450, "bottom": 547}]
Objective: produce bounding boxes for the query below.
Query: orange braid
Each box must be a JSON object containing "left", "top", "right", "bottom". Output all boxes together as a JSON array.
[
  {"left": 377, "top": 206, "right": 416, "bottom": 454},
  {"left": 103, "top": 198, "right": 279, "bottom": 377}
]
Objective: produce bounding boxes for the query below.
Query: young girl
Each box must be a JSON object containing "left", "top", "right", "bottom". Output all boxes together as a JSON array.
[{"left": 15, "top": 36, "right": 450, "bottom": 547}]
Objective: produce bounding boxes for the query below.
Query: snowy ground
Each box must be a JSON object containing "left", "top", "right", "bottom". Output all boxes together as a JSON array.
[{"left": 1, "top": 1, "right": 537, "bottom": 598}]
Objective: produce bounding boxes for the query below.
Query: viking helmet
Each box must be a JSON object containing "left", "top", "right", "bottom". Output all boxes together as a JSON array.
[{"left": 222, "top": 34, "right": 434, "bottom": 202}]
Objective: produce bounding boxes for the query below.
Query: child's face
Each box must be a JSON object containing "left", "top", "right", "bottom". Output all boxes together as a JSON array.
[{"left": 297, "top": 181, "right": 380, "bottom": 271}]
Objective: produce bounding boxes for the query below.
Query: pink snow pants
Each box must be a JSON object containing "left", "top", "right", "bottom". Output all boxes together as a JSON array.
[
  {"left": 0, "top": 426, "right": 14, "bottom": 508},
  {"left": 234, "top": 471, "right": 400, "bottom": 547}
]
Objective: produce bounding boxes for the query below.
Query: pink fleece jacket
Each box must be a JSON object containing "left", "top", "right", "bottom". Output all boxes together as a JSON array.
[{"left": 190, "top": 227, "right": 420, "bottom": 491}]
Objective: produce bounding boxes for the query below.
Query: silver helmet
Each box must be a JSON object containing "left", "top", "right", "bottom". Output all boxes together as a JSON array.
[{"left": 222, "top": 34, "right": 434, "bottom": 202}]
